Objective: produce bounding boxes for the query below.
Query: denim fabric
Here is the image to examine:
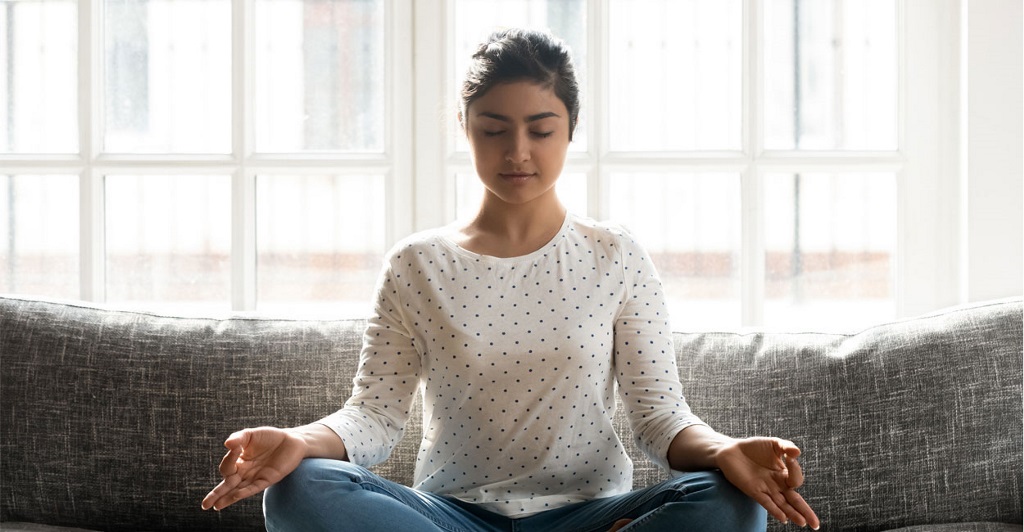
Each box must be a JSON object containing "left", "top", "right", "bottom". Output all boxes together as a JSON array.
[{"left": 263, "top": 459, "right": 765, "bottom": 532}]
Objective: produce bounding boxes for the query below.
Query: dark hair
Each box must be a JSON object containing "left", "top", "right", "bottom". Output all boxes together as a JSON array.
[{"left": 460, "top": 28, "right": 581, "bottom": 140}]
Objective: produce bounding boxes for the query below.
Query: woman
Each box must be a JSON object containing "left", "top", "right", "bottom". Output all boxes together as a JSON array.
[{"left": 202, "top": 28, "right": 819, "bottom": 531}]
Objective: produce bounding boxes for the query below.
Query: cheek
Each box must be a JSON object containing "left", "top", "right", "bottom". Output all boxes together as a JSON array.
[
  {"left": 466, "top": 135, "right": 490, "bottom": 160},
  {"left": 537, "top": 141, "right": 569, "bottom": 164},
  {"left": 469, "top": 144, "right": 500, "bottom": 176},
  {"left": 469, "top": 141, "right": 500, "bottom": 166}
]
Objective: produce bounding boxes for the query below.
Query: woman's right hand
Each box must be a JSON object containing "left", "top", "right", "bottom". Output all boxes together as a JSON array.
[{"left": 201, "top": 427, "right": 307, "bottom": 511}]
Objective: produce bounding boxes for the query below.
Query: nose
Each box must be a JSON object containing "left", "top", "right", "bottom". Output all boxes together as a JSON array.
[{"left": 504, "top": 131, "right": 531, "bottom": 163}]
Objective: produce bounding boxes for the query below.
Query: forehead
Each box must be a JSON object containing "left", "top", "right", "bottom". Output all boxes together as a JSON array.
[{"left": 469, "top": 81, "right": 568, "bottom": 119}]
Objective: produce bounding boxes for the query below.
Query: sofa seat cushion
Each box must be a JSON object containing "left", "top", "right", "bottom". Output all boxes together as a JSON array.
[
  {"left": 0, "top": 523, "right": 98, "bottom": 532},
  {"left": 3, "top": 519, "right": 1018, "bottom": 532},
  {"left": 885, "top": 523, "right": 1024, "bottom": 532}
]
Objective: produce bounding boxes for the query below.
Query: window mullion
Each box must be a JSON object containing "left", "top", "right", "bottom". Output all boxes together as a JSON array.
[
  {"left": 232, "top": 0, "right": 255, "bottom": 311},
  {"left": 740, "top": 0, "right": 764, "bottom": 328},
  {"left": 388, "top": 0, "right": 414, "bottom": 245},
  {"left": 412, "top": 0, "right": 450, "bottom": 231},
  {"left": 79, "top": 0, "right": 105, "bottom": 302},
  {"left": 589, "top": 0, "right": 608, "bottom": 220},
  {"left": 740, "top": 168, "right": 764, "bottom": 328},
  {"left": 899, "top": 0, "right": 964, "bottom": 316},
  {"left": 80, "top": 169, "right": 105, "bottom": 302},
  {"left": 232, "top": 171, "right": 256, "bottom": 311}
]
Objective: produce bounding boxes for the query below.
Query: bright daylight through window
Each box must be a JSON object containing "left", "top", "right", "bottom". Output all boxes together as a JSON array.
[{"left": 4, "top": 0, "right": 905, "bottom": 331}]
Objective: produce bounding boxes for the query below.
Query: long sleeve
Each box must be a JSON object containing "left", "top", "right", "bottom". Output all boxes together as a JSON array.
[
  {"left": 612, "top": 231, "right": 706, "bottom": 472},
  {"left": 317, "top": 262, "right": 422, "bottom": 467}
]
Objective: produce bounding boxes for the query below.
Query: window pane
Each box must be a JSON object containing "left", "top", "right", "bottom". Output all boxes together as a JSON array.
[
  {"left": 104, "top": 0, "right": 231, "bottom": 154},
  {"left": 608, "top": 0, "right": 742, "bottom": 152},
  {"left": 764, "top": 172, "right": 896, "bottom": 330},
  {"left": 255, "top": 0, "right": 385, "bottom": 153},
  {"left": 106, "top": 175, "right": 231, "bottom": 309},
  {"left": 1, "top": 1, "right": 77, "bottom": 153},
  {"left": 257, "top": 174, "right": 385, "bottom": 314},
  {"left": 609, "top": 173, "right": 741, "bottom": 330},
  {"left": 764, "top": 0, "right": 898, "bottom": 150},
  {"left": 455, "top": 172, "right": 587, "bottom": 222},
  {"left": 453, "top": 0, "right": 588, "bottom": 153},
  {"left": 0, "top": 175, "right": 79, "bottom": 296}
]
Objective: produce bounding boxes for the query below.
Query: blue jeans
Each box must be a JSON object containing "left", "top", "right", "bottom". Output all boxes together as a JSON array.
[{"left": 264, "top": 459, "right": 765, "bottom": 532}]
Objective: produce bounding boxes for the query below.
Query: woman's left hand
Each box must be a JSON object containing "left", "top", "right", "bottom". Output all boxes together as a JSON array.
[{"left": 715, "top": 437, "right": 820, "bottom": 529}]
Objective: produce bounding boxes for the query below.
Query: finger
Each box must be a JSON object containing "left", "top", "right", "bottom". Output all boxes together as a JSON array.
[
  {"left": 770, "top": 490, "right": 807, "bottom": 527},
  {"left": 781, "top": 501, "right": 808, "bottom": 528},
  {"left": 785, "top": 454, "right": 805, "bottom": 488},
  {"left": 784, "top": 489, "right": 820, "bottom": 530},
  {"left": 208, "top": 478, "right": 273, "bottom": 511},
  {"left": 751, "top": 491, "right": 789, "bottom": 525},
  {"left": 776, "top": 439, "right": 802, "bottom": 460},
  {"left": 224, "top": 429, "right": 253, "bottom": 453},
  {"left": 202, "top": 476, "right": 240, "bottom": 510}
]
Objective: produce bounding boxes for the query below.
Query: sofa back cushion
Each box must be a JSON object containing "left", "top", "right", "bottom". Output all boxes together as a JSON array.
[
  {"left": 673, "top": 299, "right": 1023, "bottom": 530},
  {"left": 1, "top": 298, "right": 364, "bottom": 530},
  {"left": 2, "top": 296, "right": 1021, "bottom": 531},
  {"left": 0, "top": 296, "right": 669, "bottom": 530}
]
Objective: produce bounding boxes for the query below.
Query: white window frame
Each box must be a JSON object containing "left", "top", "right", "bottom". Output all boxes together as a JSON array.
[
  {"left": 3, "top": 0, "right": 991, "bottom": 324},
  {"left": 411, "top": 0, "right": 966, "bottom": 327},
  {"left": 0, "top": 0, "right": 414, "bottom": 310}
]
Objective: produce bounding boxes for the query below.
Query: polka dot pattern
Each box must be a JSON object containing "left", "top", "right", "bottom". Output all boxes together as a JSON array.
[{"left": 319, "top": 213, "right": 704, "bottom": 517}]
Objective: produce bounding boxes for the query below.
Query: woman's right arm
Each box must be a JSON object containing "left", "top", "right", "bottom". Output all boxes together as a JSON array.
[
  {"left": 202, "top": 252, "right": 415, "bottom": 512},
  {"left": 290, "top": 422, "right": 349, "bottom": 460},
  {"left": 200, "top": 423, "right": 347, "bottom": 511}
]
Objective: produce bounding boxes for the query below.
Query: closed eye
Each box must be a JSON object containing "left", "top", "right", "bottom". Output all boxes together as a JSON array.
[{"left": 482, "top": 130, "right": 553, "bottom": 138}]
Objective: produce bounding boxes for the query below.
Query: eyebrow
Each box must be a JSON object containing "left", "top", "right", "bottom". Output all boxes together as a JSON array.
[{"left": 477, "top": 111, "right": 561, "bottom": 123}]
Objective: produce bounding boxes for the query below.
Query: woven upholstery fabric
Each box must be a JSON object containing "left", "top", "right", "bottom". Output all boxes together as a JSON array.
[
  {"left": 2, "top": 296, "right": 1021, "bottom": 532},
  {"left": 0, "top": 297, "right": 669, "bottom": 532},
  {"left": 886, "top": 524, "right": 1024, "bottom": 532},
  {"left": 673, "top": 299, "right": 1023, "bottom": 532},
  {"left": 0, "top": 523, "right": 96, "bottom": 532},
  {"left": 1, "top": 297, "right": 366, "bottom": 531}
]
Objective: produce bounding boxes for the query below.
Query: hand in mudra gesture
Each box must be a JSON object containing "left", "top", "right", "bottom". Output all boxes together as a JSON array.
[
  {"left": 201, "top": 427, "right": 306, "bottom": 512},
  {"left": 716, "top": 437, "right": 820, "bottom": 529}
]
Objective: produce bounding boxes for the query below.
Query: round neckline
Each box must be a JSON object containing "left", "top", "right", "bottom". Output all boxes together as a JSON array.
[{"left": 437, "top": 212, "right": 573, "bottom": 264}]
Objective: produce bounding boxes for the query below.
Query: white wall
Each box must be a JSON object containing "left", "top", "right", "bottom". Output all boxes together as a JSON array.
[{"left": 965, "top": 0, "right": 1023, "bottom": 301}]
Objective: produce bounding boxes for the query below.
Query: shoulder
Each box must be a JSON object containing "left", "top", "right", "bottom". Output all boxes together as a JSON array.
[
  {"left": 382, "top": 226, "right": 456, "bottom": 266},
  {"left": 566, "top": 213, "right": 648, "bottom": 254},
  {"left": 567, "top": 215, "right": 661, "bottom": 283}
]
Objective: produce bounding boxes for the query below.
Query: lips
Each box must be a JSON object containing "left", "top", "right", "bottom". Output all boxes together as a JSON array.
[{"left": 499, "top": 171, "right": 536, "bottom": 182}]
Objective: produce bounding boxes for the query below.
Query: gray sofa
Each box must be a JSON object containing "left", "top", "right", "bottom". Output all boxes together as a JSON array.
[{"left": 1, "top": 294, "right": 1021, "bottom": 531}]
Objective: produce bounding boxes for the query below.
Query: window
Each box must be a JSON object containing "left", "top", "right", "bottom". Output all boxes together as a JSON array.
[
  {"left": 2, "top": 1, "right": 969, "bottom": 331},
  {"left": 1, "top": 0, "right": 407, "bottom": 317},
  {"left": 438, "top": 0, "right": 910, "bottom": 331}
]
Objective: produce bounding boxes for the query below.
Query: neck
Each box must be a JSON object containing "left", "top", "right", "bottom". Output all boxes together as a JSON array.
[
  {"left": 456, "top": 194, "right": 567, "bottom": 258},
  {"left": 476, "top": 194, "right": 565, "bottom": 240}
]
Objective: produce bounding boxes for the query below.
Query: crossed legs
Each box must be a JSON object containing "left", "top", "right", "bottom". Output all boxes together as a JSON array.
[{"left": 263, "top": 459, "right": 766, "bottom": 532}]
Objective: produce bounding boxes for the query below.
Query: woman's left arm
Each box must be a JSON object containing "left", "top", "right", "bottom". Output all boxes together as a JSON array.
[
  {"left": 668, "top": 424, "right": 820, "bottom": 529},
  {"left": 610, "top": 226, "right": 818, "bottom": 528}
]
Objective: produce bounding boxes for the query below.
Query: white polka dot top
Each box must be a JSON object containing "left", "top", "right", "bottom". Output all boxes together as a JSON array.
[{"left": 318, "top": 213, "right": 705, "bottom": 517}]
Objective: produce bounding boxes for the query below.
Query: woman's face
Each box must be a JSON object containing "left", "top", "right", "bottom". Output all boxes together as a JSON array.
[{"left": 464, "top": 81, "right": 571, "bottom": 208}]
